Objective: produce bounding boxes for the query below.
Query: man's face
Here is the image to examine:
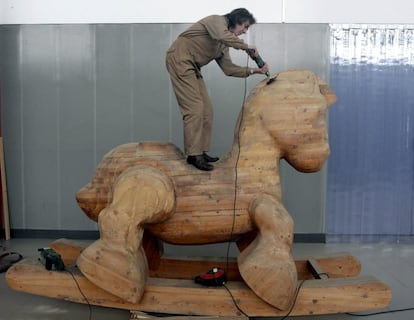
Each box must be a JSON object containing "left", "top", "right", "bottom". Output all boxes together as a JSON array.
[{"left": 230, "top": 22, "right": 250, "bottom": 36}]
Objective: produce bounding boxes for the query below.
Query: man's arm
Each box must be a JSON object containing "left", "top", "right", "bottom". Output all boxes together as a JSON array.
[{"left": 215, "top": 48, "right": 251, "bottom": 77}]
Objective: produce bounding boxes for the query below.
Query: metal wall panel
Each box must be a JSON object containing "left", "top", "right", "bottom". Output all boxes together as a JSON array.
[
  {"left": 0, "top": 23, "right": 330, "bottom": 234},
  {"left": 1, "top": 26, "right": 25, "bottom": 228},
  {"left": 21, "top": 25, "right": 60, "bottom": 229},
  {"left": 57, "top": 25, "right": 97, "bottom": 229},
  {"left": 327, "top": 25, "right": 414, "bottom": 237}
]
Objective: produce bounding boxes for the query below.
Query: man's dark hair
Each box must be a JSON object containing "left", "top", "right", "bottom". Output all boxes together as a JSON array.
[{"left": 225, "top": 8, "right": 256, "bottom": 29}]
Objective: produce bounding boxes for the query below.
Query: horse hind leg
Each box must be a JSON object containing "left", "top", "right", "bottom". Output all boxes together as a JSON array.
[
  {"left": 77, "top": 165, "right": 175, "bottom": 304},
  {"left": 237, "top": 194, "right": 297, "bottom": 311}
]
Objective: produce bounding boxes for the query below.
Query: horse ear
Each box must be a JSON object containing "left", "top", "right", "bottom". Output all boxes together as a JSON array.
[
  {"left": 319, "top": 83, "right": 337, "bottom": 107},
  {"left": 315, "top": 76, "right": 337, "bottom": 107}
]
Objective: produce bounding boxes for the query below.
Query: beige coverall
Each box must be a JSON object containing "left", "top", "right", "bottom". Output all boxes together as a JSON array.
[{"left": 166, "top": 15, "right": 252, "bottom": 156}]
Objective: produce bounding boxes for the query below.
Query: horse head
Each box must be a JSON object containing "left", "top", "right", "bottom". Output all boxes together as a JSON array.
[{"left": 243, "top": 69, "right": 337, "bottom": 173}]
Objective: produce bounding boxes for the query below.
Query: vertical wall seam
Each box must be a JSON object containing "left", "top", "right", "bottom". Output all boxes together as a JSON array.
[
  {"left": 55, "top": 25, "right": 62, "bottom": 229},
  {"left": 168, "top": 25, "right": 173, "bottom": 141},
  {"left": 92, "top": 25, "right": 97, "bottom": 166},
  {"left": 130, "top": 25, "right": 135, "bottom": 141},
  {"left": 18, "top": 26, "right": 26, "bottom": 228}
]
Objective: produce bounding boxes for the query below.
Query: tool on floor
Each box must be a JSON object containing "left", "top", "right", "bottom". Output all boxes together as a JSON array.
[
  {"left": 246, "top": 49, "right": 276, "bottom": 84},
  {"left": 38, "top": 247, "right": 65, "bottom": 271},
  {"left": 195, "top": 267, "right": 226, "bottom": 286}
]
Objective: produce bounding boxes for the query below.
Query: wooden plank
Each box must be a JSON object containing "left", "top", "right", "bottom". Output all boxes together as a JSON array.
[
  {"left": 130, "top": 311, "right": 248, "bottom": 320},
  {"left": 49, "top": 238, "right": 86, "bottom": 266},
  {"left": 152, "top": 253, "right": 361, "bottom": 281},
  {"left": 307, "top": 258, "right": 329, "bottom": 280},
  {"left": 0, "top": 137, "right": 10, "bottom": 240},
  {"left": 49, "top": 239, "right": 361, "bottom": 280},
  {"left": 297, "top": 252, "right": 361, "bottom": 279},
  {"left": 6, "top": 258, "right": 391, "bottom": 317}
]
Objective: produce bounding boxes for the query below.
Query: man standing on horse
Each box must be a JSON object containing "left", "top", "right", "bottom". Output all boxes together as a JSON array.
[{"left": 166, "top": 8, "right": 269, "bottom": 171}]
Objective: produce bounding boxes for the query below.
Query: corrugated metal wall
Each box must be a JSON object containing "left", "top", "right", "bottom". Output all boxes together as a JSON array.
[
  {"left": 327, "top": 25, "right": 414, "bottom": 238},
  {"left": 0, "top": 23, "right": 330, "bottom": 236}
]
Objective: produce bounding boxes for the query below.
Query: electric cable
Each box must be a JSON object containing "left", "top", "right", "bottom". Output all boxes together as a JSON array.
[
  {"left": 346, "top": 307, "right": 414, "bottom": 317},
  {"left": 224, "top": 53, "right": 250, "bottom": 273},
  {"left": 222, "top": 54, "right": 251, "bottom": 317},
  {"left": 222, "top": 283, "right": 249, "bottom": 317},
  {"left": 66, "top": 267, "right": 93, "bottom": 320},
  {"left": 222, "top": 55, "right": 307, "bottom": 319},
  {"left": 279, "top": 280, "right": 306, "bottom": 320}
]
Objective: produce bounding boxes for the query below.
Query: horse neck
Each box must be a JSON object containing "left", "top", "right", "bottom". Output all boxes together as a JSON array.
[{"left": 226, "top": 101, "right": 282, "bottom": 198}]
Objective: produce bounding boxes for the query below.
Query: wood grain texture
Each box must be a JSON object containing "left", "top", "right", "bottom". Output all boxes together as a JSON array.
[
  {"left": 76, "top": 70, "right": 336, "bottom": 243},
  {"left": 48, "top": 238, "right": 362, "bottom": 280},
  {"left": 4, "top": 70, "right": 392, "bottom": 315},
  {"left": 72, "top": 70, "right": 338, "bottom": 310},
  {"left": 6, "top": 259, "right": 391, "bottom": 317}
]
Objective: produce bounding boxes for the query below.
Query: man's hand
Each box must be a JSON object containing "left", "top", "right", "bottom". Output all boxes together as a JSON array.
[
  {"left": 247, "top": 45, "right": 259, "bottom": 57},
  {"left": 251, "top": 63, "right": 269, "bottom": 75}
]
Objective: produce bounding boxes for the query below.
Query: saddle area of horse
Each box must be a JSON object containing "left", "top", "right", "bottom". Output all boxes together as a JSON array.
[
  {"left": 70, "top": 69, "right": 339, "bottom": 311},
  {"left": 76, "top": 69, "right": 337, "bottom": 223}
]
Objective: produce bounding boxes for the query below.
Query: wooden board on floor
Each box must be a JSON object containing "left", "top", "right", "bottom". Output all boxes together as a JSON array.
[
  {"left": 49, "top": 238, "right": 361, "bottom": 281},
  {"left": 6, "top": 258, "right": 391, "bottom": 317}
]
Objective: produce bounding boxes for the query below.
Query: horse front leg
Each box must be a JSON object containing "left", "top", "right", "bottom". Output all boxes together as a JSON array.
[
  {"left": 237, "top": 193, "right": 297, "bottom": 311},
  {"left": 76, "top": 165, "right": 175, "bottom": 304}
]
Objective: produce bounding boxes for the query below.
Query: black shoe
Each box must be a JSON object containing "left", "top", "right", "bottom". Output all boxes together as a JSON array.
[
  {"left": 187, "top": 155, "right": 214, "bottom": 171},
  {"left": 203, "top": 152, "right": 219, "bottom": 162}
]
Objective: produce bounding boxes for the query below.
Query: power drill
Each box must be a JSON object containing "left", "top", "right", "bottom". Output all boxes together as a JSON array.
[
  {"left": 38, "top": 247, "right": 65, "bottom": 271},
  {"left": 246, "top": 48, "right": 270, "bottom": 77}
]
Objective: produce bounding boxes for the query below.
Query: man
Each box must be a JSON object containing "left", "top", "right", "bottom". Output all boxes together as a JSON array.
[{"left": 166, "top": 8, "right": 269, "bottom": 171}]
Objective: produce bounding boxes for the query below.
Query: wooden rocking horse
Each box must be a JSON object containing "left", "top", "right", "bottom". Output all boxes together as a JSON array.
[{"left": 6, "top": 70, "right": 391, "bottom": 318}]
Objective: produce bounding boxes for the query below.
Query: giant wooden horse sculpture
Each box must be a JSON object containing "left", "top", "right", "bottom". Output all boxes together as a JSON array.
[
  {"left": 75, "top": 69, "right": 336, "bottom": 310},
  {"left": 6, "top": 70, "right": 391, "bottom": 317}
]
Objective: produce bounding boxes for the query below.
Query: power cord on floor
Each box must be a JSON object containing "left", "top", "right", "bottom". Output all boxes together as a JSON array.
[
  {"left": 347, "top": 307, "right": 414, "bottom": 317},
  {"left": 222, "top": 283, "right": 249, "bottom": 317},
  {"left": 66, "top": 268, "right": 93, "bottom": 320},
  {"left": 278, "top": 280, "right": 306, "bottom": 320},
  {"left": 222, "top": 279, "right": 305, "bottom": 319}
]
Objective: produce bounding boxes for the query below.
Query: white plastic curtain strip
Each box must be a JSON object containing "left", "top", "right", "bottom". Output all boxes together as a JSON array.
[{"left": 330, "top": 24, "right": 414, "bottom": 65}]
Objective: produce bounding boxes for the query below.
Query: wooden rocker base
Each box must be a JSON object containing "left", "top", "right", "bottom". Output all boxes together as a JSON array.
[{"left": 6, "top": 239, "right": 391, "bottom": 318}]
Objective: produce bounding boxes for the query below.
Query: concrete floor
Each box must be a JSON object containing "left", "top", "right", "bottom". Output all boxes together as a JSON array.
[{"left": 1, "top": 238, "right": 413, "bottom": 320}]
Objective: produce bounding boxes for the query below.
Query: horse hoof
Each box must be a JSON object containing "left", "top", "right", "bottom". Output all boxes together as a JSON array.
[
  {"left": 77, "top": 240, "right": 148, "bottom": 303},
  {"left": 238, "top": 241, "right": 297, "bottom": 310}
]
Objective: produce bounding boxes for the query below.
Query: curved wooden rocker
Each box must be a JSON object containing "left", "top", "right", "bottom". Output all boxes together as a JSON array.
[{"left": 6, "top": 70, "right": 391, "bottom": 317}]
